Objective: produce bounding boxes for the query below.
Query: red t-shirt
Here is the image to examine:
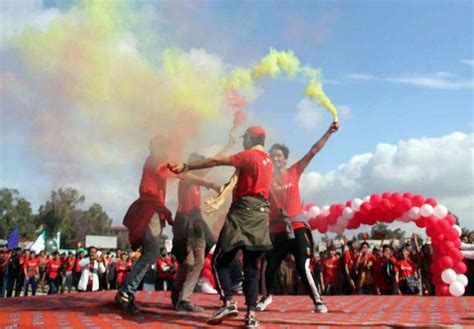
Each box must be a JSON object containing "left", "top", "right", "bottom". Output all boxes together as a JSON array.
[
  {"left": 375, "top": 256, "right": 397, "bottom": 290},
  {"left": 323, "top": 256, "right": 340, "bottom": 284},
  {"left": 139, "top": 156, "right": 176, "bottom": 203},
  {"left": 177, "top": 180, "right": 201, "bottom": 213},
  {"left": 26, "top": 258, "right": 40, "bottom": 278},
  {"left": 47, "top": 259, "right": 62, "bottom": 279},
  {"left": 65, "top": 256, "right": 75, "bottom": 272},
  {"left": 115, "top": 259, "right": 131, "bottom": 285},
  {"left": 229, "top": 149, "right": 273, "bottom": 200},
  {"left": 357, "top": 253, "right": 376, "bottom": 272},
  {"left": 269, "top": 161, "right": 305, "bottom": 232},
  {"left": 344, "top": 251, "right": 358, "bottom": 273},
  {"left": 156, "top": 257, "right": 176, "bottom": 279},
  {"left": 396, "top": 259, "right": 416, "bottom": 283}
]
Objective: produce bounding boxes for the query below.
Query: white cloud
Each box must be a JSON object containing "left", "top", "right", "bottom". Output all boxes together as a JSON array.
[
  {"left": 300, "top": 132, "right": 474, "bottom": 230},
  {"left": 0, "top": 0, "right": 61, "bottom": 46},
  {"left": 294, "top": 99, "right": 323, "bottom": 129},
  {"left": 461, "top": 59, "right": 474, "bottom": 67},
  {"left": 345, "top": 71, "right": 473, "bottom": 90}
]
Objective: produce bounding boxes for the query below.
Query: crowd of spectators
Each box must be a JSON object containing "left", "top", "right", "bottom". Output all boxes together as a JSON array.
[{"left": 1, "top": 234, "right": 472, "bottom": 298}]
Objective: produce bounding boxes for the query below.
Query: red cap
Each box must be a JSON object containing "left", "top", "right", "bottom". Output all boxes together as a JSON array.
[{"left": 244, "top": 125, "right": 266, "bottom": 138}]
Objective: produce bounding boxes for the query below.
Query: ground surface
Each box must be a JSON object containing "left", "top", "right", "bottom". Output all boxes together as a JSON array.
[{"left": 1, "top": 291, "right": 473, "bottom": 328}]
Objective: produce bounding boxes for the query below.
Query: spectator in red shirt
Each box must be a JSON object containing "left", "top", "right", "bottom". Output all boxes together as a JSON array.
[
  {"left": 47, "top": 252, "right": 62, "bottom": 295},
  {"left": 115, "top": 252, "right": 131, "bottom": 289},
  {"left": 257, "top": 121, "right": 338, "bottom": 315},
  {"left": 62, "top": 252, "right": 76, "bottom": 293},
  {"left": 156, "top": 248, "right": 177, "bottom": 291},
  {"left": 375, "top": 245, "right": 397, "bottom": 295},
  {"left": 38, "top": 250, "right": 48, "bottom": 293},
  {"left": 395, "top": 247, "right": 419, "bottom": 295},
  {"left": 355, "top": 242, "right": 377, "bottom": 294},
  {"left": 322, "top": 246, "right": 340, "bottom": 295},
  {"left": 169, "top": 125, "right": 274, "bottom": 328},
  {"left": 23, "top": 251, "right": 40, "bottom": 296},
  {"left": 342, "top": 240, "right": 359, "bottom": 294},
  {"left": 0, "top": 247, "right": 9, "bottom": 298}
]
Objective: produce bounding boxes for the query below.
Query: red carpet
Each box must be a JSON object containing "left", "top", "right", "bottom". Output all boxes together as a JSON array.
[{"left": 1, "top": 291, "right": 473, "bottom": 328}]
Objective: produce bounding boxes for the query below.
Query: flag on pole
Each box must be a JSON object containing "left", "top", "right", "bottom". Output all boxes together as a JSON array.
[
  {"left": 30, "top": 230, "right": 46, "bottom": 253},
  {"left": 7, "top": 226, "right": 19, "bottom": 249}
]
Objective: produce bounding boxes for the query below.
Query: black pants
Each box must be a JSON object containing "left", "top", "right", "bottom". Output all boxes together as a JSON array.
[
  {"left": 6, "top": 272, "right": 20, "bottom": 297},
  {"left": 262, "top": 229, "right": 322, "bottom": 304},
  {"left": 212, "top": 245, "right": 263, "bottom": 311}
]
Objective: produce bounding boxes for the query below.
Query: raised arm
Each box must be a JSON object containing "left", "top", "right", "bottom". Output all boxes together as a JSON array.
[
  {"left": 296, "top": 121, "right": 339, "bottom": 173},
  {"left": 181, "top": 172, "right": 220, "bottom": 192},
  {"left": 168, "top": 156, "right": 233, "bottom": 175}
]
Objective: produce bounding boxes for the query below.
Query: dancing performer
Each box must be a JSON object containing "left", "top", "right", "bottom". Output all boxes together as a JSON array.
[
  {"left": 169, "top": 126, "right": 273, "bottom": 329},
  {"left": 257, "top": 121, "right": 339, "bottom": 313}
]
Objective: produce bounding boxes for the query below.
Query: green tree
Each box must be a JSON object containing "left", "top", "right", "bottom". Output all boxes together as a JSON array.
[
  {"left": 370, "top": 223, "right": 406, "bottom": 240},
  {"left": 0, "top": 188, "right": 36, "bottom": 239}
]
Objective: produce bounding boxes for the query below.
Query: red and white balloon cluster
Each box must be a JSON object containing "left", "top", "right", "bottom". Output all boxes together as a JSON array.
[{"left": 303, "top": 192, "right": 468, "bottom": 297}]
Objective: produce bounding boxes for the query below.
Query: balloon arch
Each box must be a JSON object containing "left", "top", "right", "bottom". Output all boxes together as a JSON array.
[
  {"left": 302, "top": 192, "right": 468, "bottom": 297},
  {"left": 200, "top": 192, "right": 468, "bottom": 297}
]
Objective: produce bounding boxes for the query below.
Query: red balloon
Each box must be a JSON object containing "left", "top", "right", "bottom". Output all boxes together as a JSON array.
[
  {"left": 435, "top": 219, "right": 451, "bottom": 234},
  {"left": 425, "top": 198, "right": 438, "bottom": 207},
  {"left": 327, "top": 214, "right": 338, "bottom": 225},
  {"left": 319, "top": 220, "right": 328, "bottom": 234},
  {"left": 425, "top": 216, "right": 436, "bottom": 229},
  {"left": 360, "top": 202, "right": 373, "bottom": 214},
  {"left": 345, "top": 200, "right": 352, "bottom": 207},
  {"left": 445, "top": 227, "right": 459, "bottom": 240},
  {"left": 432, "top": 274, "right": 442, "bottom": 286},
  {"left": 401, "top": 198, "right": 413, "bottom": 212},
  {"left": 381, "top": 198, "right": 392, "bottom": 210},
  {"left": 451, "top": 249, "right": 464, "bottom": 262},
  {"left": 445, "top": 214, "right": 457, "bottom": 226},
  {"left": 431, "top": 233, "right": 445, "bottom": 245},
  {"left": 415, "top": 217, "right": 426, "bottom": 228},
  {"left": 391, "top": 192, "right": 403, "bottom": 203},
  {"left": 303, "top": 203, "right": 315, "bottom": 212},
  {"left": 403, "top": 192, "right": 414, "bottom": 199},
  {"left": 435, "top": 284, "right": 450, "bottom": 296},
  {"left": 430, "top": 261, "right": 441, "bottom": 274},
  {"left": 438, "top": 256, "right": 454, "bottom": 269},
  {"left": 370, "top": 194, "right": 382, "bottom": 206},
  {"left": 440, "top": 240, "right": 455, "bottom": 255},
  {"left": 453, "top": 261, "right": 467, "bottom": 274},
  {"left": 426, "top": 227, "right": 437, "bottom": 237},
  {"left": 412, "top": 194, "right": 425, "bottom": 207},
  {"left": 453, "top": 238, "right": 461, "bottom": 248},
  {"left": 308, "top": 218, "right": 318, "bottom": 230},
  {"left": 382, "top": 192, "right": 392, "bottom": 199}
]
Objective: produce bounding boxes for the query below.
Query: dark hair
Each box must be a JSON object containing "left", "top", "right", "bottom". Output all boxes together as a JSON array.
[
  {"left": 360, "top": 242, "right": 369, "bottom": 249},
  {"left": 328, "top": 245, "right": 336, "bottom": 252},
  {"left": 88, "top": 246, "right": 97, "bottom": 254},
  {"left": 188, "top": 152, "right": 205, "bottom": 162},
  {"left": 160, "top": 247, "right": 167, "bottom": 253},
  {"left": 269, "top": 144, "right": 290, "bottom": 159},
  {"left": 246, "top": 135, "right": 265, "bottom": 147},
  {"left": 382, "top": 244, "right": 392, "bottom": 252},
  {"left": 347, "top": 241, "right": 355, "bottom": 248}
]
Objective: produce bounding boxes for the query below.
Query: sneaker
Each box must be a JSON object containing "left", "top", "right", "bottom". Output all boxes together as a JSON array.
[
  {"left": 256, "top": 295, "right": 272, "bottom": 312},
  {"left": 245, "top": 315, "right": 260, "bottom": 328},
  {"left": 314, "top": 302, "right": 328, "bottom": 314},
  {"left": 114, "top": 291, "right": 140, "bottom": 315},
  {"left": 171, "top": 287, "right": 180, "bottom": 309},
  {"left": 207, "top": 301, "right": 239, "bottom": 325},
  {"left": 176, "top": 301, "right": 204, "bottom": 312}
]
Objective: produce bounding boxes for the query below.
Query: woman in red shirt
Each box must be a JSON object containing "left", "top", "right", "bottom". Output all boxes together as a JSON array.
[
  {"left": 395, "top": 247, "right": 419, "bottom": 295},
  {"left": 47, "top": 252, "right": 62, "bottom": 294},
  {"left": 322, "top": 246, "right": 340, "bottom": 295},
  {"left": 23, "top": 251, "right": 40, "bottom": 296},
  {"left": 115, "top": 253, "right": 131, "bottom": 289}
]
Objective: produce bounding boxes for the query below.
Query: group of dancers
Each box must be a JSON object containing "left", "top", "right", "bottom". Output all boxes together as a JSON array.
[{"left": 114, "top": 120, "right": 339, "bottom": 328}]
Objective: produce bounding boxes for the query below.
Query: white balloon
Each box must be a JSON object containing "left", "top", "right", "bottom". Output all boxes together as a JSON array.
[
  {"left": 334, "top": 223, "right": 345, "bottom": 234},
  {"left": 408, "top": 207, "right": 421, "bottom": 220},
  {"left": 420, "top": 204, "right": 434, "bottom": 217},
  {"left": 456, "top": 274, "right": 468, "bottom": 287},
  {"left": 449, "top": 281, "right": 465, "bottom": 297},
  {"left": 441, "top": 269, "right": 457, "bottom": 284},
  {"left": 321, "top": 205, "right": 331, "bottom": 216},
  {"left": 328, "top": 224, "right": 336, "bottom": 233},
  {"left": 308, "top": 206, "right": 321, "bottom": 219},
  {"left": 343, "top": 207, "right": 354, "bottom": 220},
  {"left": 363, "top": 196, "right": 371, "bottom": 202},
  {"left": 339, "top": 216, "right": 349, "bottom": 226},
  {"left": 351, "top": 198, "right": 363, "bottom": 212},
  {"left": 452, "top": 225, "right": 462, "bottom": 237},
  {"left": 433, "top": 204, "right": 448, "bottom": 219}
]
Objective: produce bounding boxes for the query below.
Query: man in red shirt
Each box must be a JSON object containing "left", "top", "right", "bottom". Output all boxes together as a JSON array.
[
  {"left": 169, "top": 126, "right": 273, "bottom": 329},
  {"left": 375, "top": 245, "right": 397, "bottom": 295},
  {"left": 115, "top": 252, "right": 131, "bottom": 289},
  {"left": 62, "top": 252, "right": 75, "bottom": 293},
  {"left": 172, "top": 135, "right": 235, "bottom": 312},
  {"left": 395, "top": 247, "right": 419, "bottom": 295},
  {"left": 47, "top": 251, "right": 62, "bottom": 294},
  {"left": 156, "top": 248, "right": 177, "bottom": 290},
  {"left": 355, "top": 242, "right": 377, "bottom": 294},
  {"left": 115, "top": 136, "right": 218, "bottom": 315},
  {"left": 257, "top": 121, "right": 338, "bottom": 314},
  {"left": 342, "top": 240, "right": 359, "bottom": 294},
  {"left": 23, "top": 251, "right": 40, "bottom": 296},
  {"left": 322, "top": 246, "right": 340, "bottom": 295}
]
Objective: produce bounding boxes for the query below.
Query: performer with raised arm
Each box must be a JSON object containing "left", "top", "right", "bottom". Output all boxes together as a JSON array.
[
  {"left": 257, "top": 121, "right": 338, "bottom": 313},
  {"left": 171, "top": 134, "right": 236, "bottom": 312},
  {"left": 168, "top": 126, "right": 273, "bottom": 329},
  {"left": 115, "top": 137, "right": 219, "bottom": 315}
]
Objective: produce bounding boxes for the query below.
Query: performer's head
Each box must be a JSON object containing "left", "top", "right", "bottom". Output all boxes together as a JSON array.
[
  {"left": 269, "top": 143, "right": 289, "bottom": 170},
  {"left": 242, "top": 126, "right": 266, "bottom": 150}
]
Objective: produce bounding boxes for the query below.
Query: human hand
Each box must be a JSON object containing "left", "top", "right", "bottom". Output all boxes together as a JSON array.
[
  {"left": 227, "top": 134, "right": 236, "bottom": 146},
  {"left": 167, "top": 163, "right": 187, "bottom": 174},
  {"left": 329, "top": 121, "right": 339, "bottom": 133}
]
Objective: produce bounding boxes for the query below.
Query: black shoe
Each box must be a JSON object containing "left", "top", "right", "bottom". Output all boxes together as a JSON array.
[
  {"left": 171, "top": 287, "right": 180, "bottom": 309},
  {"left": 245, "top": 315, "right": 260, "bottom": 328},
  {"left": 207, "top": 301, "right": 239, "bottom": 325},
  {"left": 115, "top": 291, "right": 140, "bottom": 315},
  {"left": 176, "top": 301, "right": 204, "bottom": 312}
]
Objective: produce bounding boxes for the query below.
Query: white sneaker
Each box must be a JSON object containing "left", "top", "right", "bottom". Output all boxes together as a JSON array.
[
  {"left": 314, "top": 302, "right": 328, "bottom": 314},
  {"left": 256, "top": 295, "right": 273, "bottom": 312}
]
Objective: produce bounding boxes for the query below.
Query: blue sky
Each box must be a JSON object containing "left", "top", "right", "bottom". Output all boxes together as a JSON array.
[{"left": 0, "top": 0, "right": 473, "bottom": 235}]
